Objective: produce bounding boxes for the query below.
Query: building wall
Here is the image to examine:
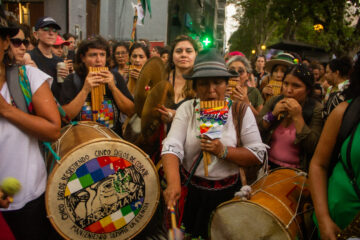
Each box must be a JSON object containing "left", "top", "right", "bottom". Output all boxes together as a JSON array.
[
  {"left": 99, "top": 0, "right": 168, "bottom": 42},
  {"left": 44, "top": 0, "right": 67, "bottom": 35},
  {"left": 68, "top": 0, "right": 87, "bottom": 40}
]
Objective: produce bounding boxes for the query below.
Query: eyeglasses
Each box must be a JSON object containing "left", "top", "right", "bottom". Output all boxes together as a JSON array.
[
  {"left": 41, "top": 27, "right": 58, "bottom": 33},
  {"left": 10, "top": 38, "right": 30, "bottom": 48}
]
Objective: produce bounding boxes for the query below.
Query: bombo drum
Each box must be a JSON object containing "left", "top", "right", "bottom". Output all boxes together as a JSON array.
[
  {"left": 210, "top": 168, "right": 312, "bottom": 240},
  {"left": 46, "top": 121, "right": 160, "bottom": 240}
]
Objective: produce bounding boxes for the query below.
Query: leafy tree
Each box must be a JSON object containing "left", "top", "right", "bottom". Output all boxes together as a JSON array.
[{"left": 229, "top": 0, "right": 360, "bottom": 58}]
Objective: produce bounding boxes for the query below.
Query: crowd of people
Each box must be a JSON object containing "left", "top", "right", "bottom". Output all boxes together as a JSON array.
[{"left": 0, "top": 8, "right": 359, "bottom": 240}]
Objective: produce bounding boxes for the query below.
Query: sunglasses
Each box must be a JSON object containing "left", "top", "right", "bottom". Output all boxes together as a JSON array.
[
  {"left": 41, "top": 27, "right": 58, "bottom": 33},
  {"left": 229, "top": 68, "right": 246, "bottom": 75},
  {"left": 10, "top": 38, "right": 30, "bottom": 48}
]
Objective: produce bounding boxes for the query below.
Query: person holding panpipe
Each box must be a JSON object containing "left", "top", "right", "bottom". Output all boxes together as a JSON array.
[
  {"left": 226, "top": 55, "right": 264, "bottom": 116},
  {"left": 161, "top": 49, "right": 266, "bottom": 239},
  {"left": 59, "top": 36, "right": 134, "bottom": 136},
  {"left": 257, "top": 64, "right": 323, "bottom": 171}
]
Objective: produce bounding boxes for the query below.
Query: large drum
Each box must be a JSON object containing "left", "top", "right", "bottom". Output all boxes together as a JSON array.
[
  {"left": 210, "top": 168, "right": 312, "bottom": 240},
  {"left": 46, "top": 121, "right": 160, "bottom": 240}
]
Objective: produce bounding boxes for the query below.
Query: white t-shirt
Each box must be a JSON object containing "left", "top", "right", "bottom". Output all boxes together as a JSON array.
[
  {"left": 162, "top": 99, "right": 267, "bottom": 180},
  {"left": 0, "top": 65, "right": 52, "bottom": 210}
]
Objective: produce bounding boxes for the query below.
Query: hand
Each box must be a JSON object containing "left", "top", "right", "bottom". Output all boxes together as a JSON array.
[
  {"left": 57, "top": 66, "right": 69, "bottom": 78},
  {"left": 318, "top": 218, "right": 341, "bottom": 240},
  {"left": 98, "top": 70, "right": 116, "bottom": 90},
  {"left": 163, "top": 182, "right": 181, "bottom": 209},
  {"left": 23, "top": 53, "right": 37, "bottom": 67},
  {"left": 200, "top": 135, "right": 224, "bottom": 157},
  {"left": 272, "top": 99, "right": 287, "bottom": 117},
  {"left": 283, "top": 98, "right": 302, "bottom": 119},
  {"left": 0, "top": 190, "right": 12, "bottom": 208},
  {"left": 129, "top": 68, "right": 140, "bottom": 81},
  {"left": 232, "top": 86, "right": 249, "bottom": 103},
  {"left": 64, "top": 59, "right": 74, "bottom": 73},
  {"left": 225, "top": 86, "right": 233, "bottom": 97},
  {"left": 262, "top": 85, "right": 273, "bottom": 96},
  {"left": 83, "top": 71, "right": 104, "bottom": 93},
  {"left": 156, "top": 105, "right": 175, "bottom": 123}
]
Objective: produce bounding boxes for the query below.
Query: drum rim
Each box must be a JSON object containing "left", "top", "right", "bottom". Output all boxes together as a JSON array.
[
  {"left": 46, "top": 138, "right": 160, "bottom": 240},
  {"left": 210, "top": 199, "right": 292, "bottom": 240}
]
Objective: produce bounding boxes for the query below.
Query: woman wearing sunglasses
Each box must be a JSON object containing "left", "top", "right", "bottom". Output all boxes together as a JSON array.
[
  {"left": 227, "top": 55, "right": 264, "bottom": 116},
  {"left": 6, "top": 23, "right": 36, "bottom": 67}
]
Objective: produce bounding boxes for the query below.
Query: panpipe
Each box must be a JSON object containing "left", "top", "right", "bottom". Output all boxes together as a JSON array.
[
  {"left": 228, "top": 79, "right": 238, "bottom": 94},
  {"left": 337, "top": 211, "right": 360, "bottom": 240},
  {"left": 200, "top": 100, "right": 227, "bottom": 177},
  {"left": 89, "top": 67, "right": 108, "bottom": 121},
  {"left": 268, "top": 79, "right": 282, "bottom": 96}
]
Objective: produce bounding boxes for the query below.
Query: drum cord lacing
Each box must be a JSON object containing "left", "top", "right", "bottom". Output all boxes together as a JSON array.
[
  {"left": 252, "top": 171, "right": 307, "bottom": 232},
  {"left": 54, "top": 122, "right": 114, "bottom": 164}
]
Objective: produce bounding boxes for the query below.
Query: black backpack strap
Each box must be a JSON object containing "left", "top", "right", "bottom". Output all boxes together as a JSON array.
[{"left": 6, "top": 65, "right": 29, "bottom": 113}]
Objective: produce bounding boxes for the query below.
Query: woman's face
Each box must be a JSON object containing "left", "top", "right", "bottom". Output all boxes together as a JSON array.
[
  {"left": 172, "top": 40, "right": 196, "bottom": 70},
  {"left": 282, "top": 74, "right": 307, "bottom": 104},
  {"left": 9, "top": 30, "right": 27, "bottom": 64},
  {"left": 151, "top": 47, "right": 160, "bottom": 57},
  {"left": 130, "top": 47, "right": 147, "bottom": 67},
  {"left": 255, "top": 57, "right": 265, "bottom": 70},
  {"left": 195, "top": 78, "right": 227, "bottom": 101},
  {"left": 228, "top": 60, "right": 248, "bottom": 86},
  {"left": 161, "top": 53, "right": 169, "bottom": 64},
  {"left": 67, "top": 36, "right": 76, "bottom": 51},
  {"left": 272, "top": 65, "right": 287, "bottom": 81},
  {"left": 114, "top": 46, "right": 129, "bottom": 66}
]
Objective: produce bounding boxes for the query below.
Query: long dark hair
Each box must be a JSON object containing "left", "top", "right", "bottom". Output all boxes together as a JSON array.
[
  {"left": 328, "top": 57, "right": 352, "bottom": 78},
  {"left": 74, "top": 36, "right": 110, "bottom": 79}
]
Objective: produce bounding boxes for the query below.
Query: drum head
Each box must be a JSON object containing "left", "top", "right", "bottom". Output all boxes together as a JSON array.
[
  {"left": 46, "top": 139, "right": 160, "bottom": 240},
  {"left": 210, "top": 200, "right": 291, "bottom": 240}
]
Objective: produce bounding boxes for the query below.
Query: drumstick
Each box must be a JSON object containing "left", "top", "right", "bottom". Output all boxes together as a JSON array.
[{"left": 168, "top": 206, "right": 183, "bottom": 240}]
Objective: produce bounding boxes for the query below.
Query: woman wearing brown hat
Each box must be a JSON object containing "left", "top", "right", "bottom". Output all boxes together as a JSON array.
[
  {"left": 0, "top": 8, "right": 61, "bottom": 239},
  {"left": 161, "top": 48, "right": 266, "bottom": 239},
  {"left": 260, "top": 53, "right": 296, "bottom": 102},
  {"left": 257, "top": 64, "right": 323, "bottom": 170}
]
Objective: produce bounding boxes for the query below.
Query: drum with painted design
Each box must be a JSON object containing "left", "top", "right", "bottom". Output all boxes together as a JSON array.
[
  {"left": 210, "top": 168, "right": 312, "bottom": 240},
  {"left": 46, "top": 121, "right": 160, "bottom": 240}
]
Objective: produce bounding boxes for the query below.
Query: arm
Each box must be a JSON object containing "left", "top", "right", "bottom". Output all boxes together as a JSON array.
[
  {"left": 162, "top": 154, "right": 181, "bottom": 208},
  {"left": 309, "top": 102, "right": 347, "bottom": 240},
  {"left": 0, "top": 82, "right": 61, "bottom": 141}
]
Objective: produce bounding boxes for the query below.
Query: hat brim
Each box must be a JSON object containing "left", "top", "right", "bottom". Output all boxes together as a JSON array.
[
  {"left": 184, "top": 69, "right": 238, "bottom": 80},
  {"left": 0, "top": 27, "right": 19, "bottom": 38},
  {"left": 265, "top": 59, "right": 294, "bottom": 72},
  {"left": 36, "top": 23, "right": 61, "bottom": 31}
]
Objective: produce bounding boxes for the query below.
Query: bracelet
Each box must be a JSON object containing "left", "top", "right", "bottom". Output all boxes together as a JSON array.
[
  {"left": 217, "top": 146, "right": 228, "bottom": 160},
  {"left": 263, "top": 111, "right": 276, "bottom": 123}
]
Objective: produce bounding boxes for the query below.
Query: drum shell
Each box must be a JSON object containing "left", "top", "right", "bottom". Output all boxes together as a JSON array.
[
  {"left": 210, "top": 168, "right": 311, "bottom": 240},
  {"left": 46, "top": 121, "right": 160, "bottom": 240}
]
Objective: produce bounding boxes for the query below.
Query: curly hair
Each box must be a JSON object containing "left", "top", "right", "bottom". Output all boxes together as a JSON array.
[
  {"left": 129, "top": 42, "right": 150, "bottom": 60},
  {"left": 74, "top": 36, "right": 110, "bottom": 79},
  {"left": 287, "top": 63, "right": 315, "bottom": 94}
]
